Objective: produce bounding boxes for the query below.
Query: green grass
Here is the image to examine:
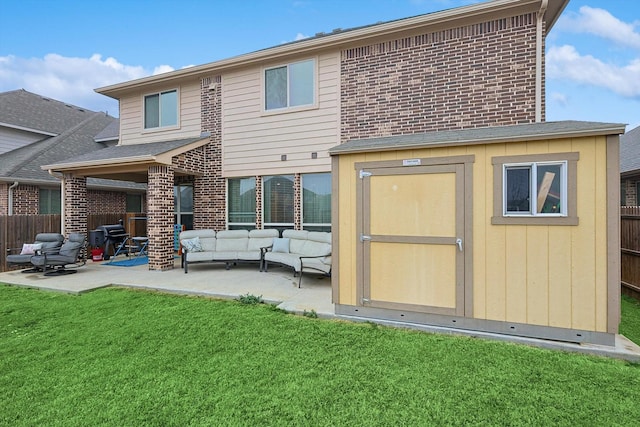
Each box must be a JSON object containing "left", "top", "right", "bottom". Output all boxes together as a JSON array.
[
  {"left": 1, "top": 285, "right": 639, "bottom": 426},
  {"left": 621, "top": 295, "right": 640, "bottom": 344}
]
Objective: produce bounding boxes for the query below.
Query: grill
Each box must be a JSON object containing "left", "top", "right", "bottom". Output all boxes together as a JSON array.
[{"left": 92, "top": 224, "right": 129, "bottom": 260}]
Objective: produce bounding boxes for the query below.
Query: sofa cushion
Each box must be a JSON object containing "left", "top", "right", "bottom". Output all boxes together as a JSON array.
[
  {"left": 283, "top": 230, "right": 308, "bottom": 254},
  {"left": 216, "top": 230, "right": 249, "bottom": 252},
  {"left": 212, "top": 251, "right": 239, "bottom": 261},
  {"left": 265, "top": 252, "right": 302, "bottom": 272},
  {"left": 20, "top": 243, "right": 42, "bottom": 255},
  {"left": 301, "top": 256, "right": 332, "bottom": 274},
  {"left": 247, "top": 229, "right": 279, "bottom": 251},
  {"left": 237, "top": 251, "right": 262, "bottom": 261},
  {"left": 272, "top": 238, "right": 290, "bottom": 253},
  {"left": 185, "top": 251, "right": 215, "bottom": 263},
  {"left": 180, "top": 230, "right": 216, "bottom": 251},
  {"left": 182, "top": 237, "right": 203, "bottom": 253}
]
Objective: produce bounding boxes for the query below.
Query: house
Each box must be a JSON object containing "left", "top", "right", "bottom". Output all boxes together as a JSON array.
[
  {"left": 39, "top": 0, "right": 626, "bottom": 344},
  {"left": 0, "top": 89, "right": 145, "bottom": 218},
  {"left": 621, "top": 125, "right": 640, "bottom": 206},
  {"left": 44, "top": 0, "right": 570, "bottom": 268}
]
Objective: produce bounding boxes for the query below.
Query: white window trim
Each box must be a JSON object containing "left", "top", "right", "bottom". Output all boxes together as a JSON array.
[
  {"left": 142, "top": 88, "right": 180, "bottom": 132},
  {"left": 261, "top": 57, "right": 318, "bottom": 116},
  {"left": 503, "top": 161, "right": 568, "bottom": 217},
  {"left": 227, "top": 177, "right": 257, "bottom": 230}
]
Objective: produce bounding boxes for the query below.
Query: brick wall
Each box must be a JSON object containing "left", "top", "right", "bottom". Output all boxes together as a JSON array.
[
  {"left": 195, "top": 75, "right": 226, "bottom": 230},
  {"left": 293, "top": 173, "right": 301, "bottom": 230},
  {"left": 0, "top": 184, "right": 8, "bottom": 215},
  {"left": 622, "top": 178, "right": 638, "bottom": 206},
  {"left": 255, "top": 176, "right": 263, "bottom": 229},
  {"left": 87, "top": 190, "right": 127, "bottom": 214},
  {"left": 64, "top": 174, "right": 87, "bottom": 236},
  {"left": 12, "top": 185, "right": 39, "bottom": 214},
  {"left": 147, "top": 165, "right": 174, "bottom": 271},
  {"left": 341, "top": 13, "right": 541, "bottom": 141}
]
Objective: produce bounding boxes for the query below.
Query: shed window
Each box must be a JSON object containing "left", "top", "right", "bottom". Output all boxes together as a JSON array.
[{"left": 492, "top": 152, "right": 579, "bottom": 226}]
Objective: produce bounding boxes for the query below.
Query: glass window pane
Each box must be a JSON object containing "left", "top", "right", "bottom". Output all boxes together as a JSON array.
[
  {"left": 303, "top": 173, "right": 331, "bottom": 225},
  {"left": 263, "top": 175, "right": 294, "bottom": 224},
  {"left": 144, "top": 94, "right": 159, "bottom": 128},
  {"left": 289, "top": 60, "right": 314, "bottom": 107},
  {"left": 228, "top": 178, "right": 256, "bottom": 224},
  {"left": 265, "top": 66, "right": 287, "bottom": 110},
  {"left": 536, "top": 164, "right": 562, "bottom": 214},
  {"left": 506, "top": 167, "right": 530, "bottom": 213},
  {"left": 179, "top": 185, "right": 193, "bottom": 212},
  {"left": 126, "top": 194, "right": 142, "bottom": 212},
  {"left": 160, "top": 90, "right": 178, "bottom": 127}
]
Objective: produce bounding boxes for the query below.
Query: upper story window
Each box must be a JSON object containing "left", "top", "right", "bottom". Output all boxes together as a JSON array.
[
  {"left": 144, "top": 89, "right": 178, "bottom": 129},
  {"left": 492, "top": 152, "right": 579, "bottom": 226},
  {"left": 265, "top": 59, "right": 315, "bottom": 111}
]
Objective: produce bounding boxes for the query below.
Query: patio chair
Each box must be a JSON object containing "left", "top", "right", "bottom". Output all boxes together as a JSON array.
[
  {"left": 6, "top": 233, "right": 65, "bottom": 273},
  {"left": 30, "top": 233, "right": 87, "bottom": 276}
]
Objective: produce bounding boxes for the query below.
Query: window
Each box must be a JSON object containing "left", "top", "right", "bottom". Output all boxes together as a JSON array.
[
  {"left": 504, "top": 162, "right": 565, "bottom": 215},
  {"left": 492, "top": 152, "right": 579, "bottom": 225},
  {"left": 263, "top": 175, "right": 294, "bottom": 230},
  {"left": 265, "top": 59, "right": 315, "bottom": 111},
  {"left": 144, "top": 89, "right": 178, "bottom": 129},
  {"left": 174, "top": 185, "right": 193, "bottom": 230},
  {"left": 228, "top": 177, "right": 256, "bottom": 230},
  {"left": 126, "top": 194, "right": 143, "bottom": 213},
  {"left": 39, "top": 188, "right": 61, "bottom": 214},
  {"left": 302, "top": 173, "right": 331, "bottom": 232}
]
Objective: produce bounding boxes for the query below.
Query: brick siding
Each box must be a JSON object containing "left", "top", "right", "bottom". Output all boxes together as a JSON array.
[
  {"left": 87, "top": 190, "right": 127, "bottom": 214},
  {"left": 0, "top": 184, "right": 8, "bottom": 215},
  {"left": 11, "top": 185, "right": 39, "bottom": 215},
  {"left": 147, "top": 165, "right": 174, "bottom": 270},
  {"left": 64, "top": 174, "right": 87, "bottom": 236},
  {"left": 341, "top": 13, "right": 541, "bottom": 142}
]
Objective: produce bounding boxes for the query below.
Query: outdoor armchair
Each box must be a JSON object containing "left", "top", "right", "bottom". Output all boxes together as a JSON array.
[
  {"left": 30, "top": 233, "right": 86, "bottom": 276},
  {"left": 6, "top": 233, "right": 65, "bottom": 272}
]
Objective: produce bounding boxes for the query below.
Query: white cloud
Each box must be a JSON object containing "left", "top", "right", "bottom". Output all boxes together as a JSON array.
[
  {"left": 557, "top": 6, "right": 640, "bottom": 50},
  {"left": 550, "top": 92, "right": 568, "bottom": 106},
  {"left": 0, "top": 53, "right": 174, "bottom": 116},
  {"left": 295, "top": 32, "right": 309, "bottom": 41},
  {"left": 547, "top": 45, "right": 640, "bottom": 99}
]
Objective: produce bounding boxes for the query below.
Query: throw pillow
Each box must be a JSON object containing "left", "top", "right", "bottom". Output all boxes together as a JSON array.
[
  {"left": 182, "top": 237, "right": 203, "bottom": 253},
  {"left": 20, "top": 243, "right": 42, "bottom": 255},
  {"left": 272, "top": 237, "right": 290, "bottom": 253}
]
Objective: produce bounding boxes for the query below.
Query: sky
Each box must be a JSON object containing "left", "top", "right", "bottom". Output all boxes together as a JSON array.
[{"left": 0, "top": 0, "right": 639, "bottom": 131}]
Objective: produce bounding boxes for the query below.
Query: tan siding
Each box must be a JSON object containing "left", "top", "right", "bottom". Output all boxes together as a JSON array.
[
  {"left": 222, "top": 52, "right": 340, "bottom": 177},
  {"left": 118, "top": 81, "right": 202, "bottom": 145},
  {"left": 336, "top": 135, "right": 611, "bottom": 333}
]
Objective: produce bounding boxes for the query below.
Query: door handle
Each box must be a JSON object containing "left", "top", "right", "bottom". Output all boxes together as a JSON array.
[{"left": 456, "top": 238, "right": 463, "bottom": 252}]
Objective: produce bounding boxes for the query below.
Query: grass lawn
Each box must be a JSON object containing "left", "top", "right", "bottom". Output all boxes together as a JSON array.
[{"left": 1, "top": 285, "right": 639, "bottom": 426}]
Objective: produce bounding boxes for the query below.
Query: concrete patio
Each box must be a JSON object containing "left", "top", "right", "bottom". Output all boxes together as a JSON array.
[
  {"left": 0, "top": 256, "right": 334, "bottom": 316},
  {"left": 1, "top": 255, "right": 639, "bottom": 362}
]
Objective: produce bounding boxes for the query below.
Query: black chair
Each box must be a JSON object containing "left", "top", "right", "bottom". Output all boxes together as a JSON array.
[
  {"left": 30, "top": 233, "right": 86, "bottom": 276},
  {"left": 6, "top": 233, "right": 65, "bottom": 273}
]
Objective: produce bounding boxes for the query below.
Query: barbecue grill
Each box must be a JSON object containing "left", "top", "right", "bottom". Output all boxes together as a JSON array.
[{"left": 92, "top": 224, "right": 129, "bottom": 260}]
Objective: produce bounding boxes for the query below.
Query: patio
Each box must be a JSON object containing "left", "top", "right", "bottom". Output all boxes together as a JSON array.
[{"left": 0, "top": 257, "right": 334, "bottom": 316}]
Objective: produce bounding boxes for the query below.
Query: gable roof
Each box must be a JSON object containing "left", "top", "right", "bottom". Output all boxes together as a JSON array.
[
  {"left": 0, "top": 89, "right": 96, "bottom": 136},
  {"left": 93, "top": 118, "right": 120, "bottom": 143},
  {"left": 330, "top": 121, "right": 626, "bottom": 155},
  {"left": 620, "top": 125, "right": 640, "bottom": 175},
  {"left": 96, "top": 0, "right": 569, "bottom": 98}
]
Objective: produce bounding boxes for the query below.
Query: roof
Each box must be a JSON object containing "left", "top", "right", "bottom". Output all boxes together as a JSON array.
[
  {"left": 329, "top": 121, "right": 626, "bottom": 155},
  {"left": 96, "top": 0, "right": 569, "bottom": 98},
  {"left": 41, "top": 136, "right": 211, "bottom": 183},
  {"left": 93, "top": 119, "right": 120, "bottom": 142},
  {"left": 0, "top": 89, "right": 96, "bottom": 136},
  {"left": 620, "top": 125, "right": 640, "bottom": 175}
]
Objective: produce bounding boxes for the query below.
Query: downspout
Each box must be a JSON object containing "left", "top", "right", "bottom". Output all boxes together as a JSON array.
[
  {"left": 535, "top": 0, "right": 549, "bottom": 123},
  {"left": 7, "top": 181, "right": 18, "bottom": 215}
]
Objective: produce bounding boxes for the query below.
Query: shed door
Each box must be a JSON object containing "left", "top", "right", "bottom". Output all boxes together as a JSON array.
[{"left": 360, "top": 163, "right": 466, "bottom": 316}]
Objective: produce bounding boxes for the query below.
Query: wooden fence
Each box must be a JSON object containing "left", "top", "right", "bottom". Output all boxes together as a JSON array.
[
  {"left": 622, "top": 207, "right": 640, "bottom": 300},
  {"left": 1, "top": 213, "right": 146, "bottom": 272}
]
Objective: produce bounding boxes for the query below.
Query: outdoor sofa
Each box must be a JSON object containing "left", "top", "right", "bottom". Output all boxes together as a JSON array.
[
  {"left": 6, "top": 233, "right": 65, "bottom": 272},
  {"left": 179, "top": 229, "right": 278, "bottom": 273},
  {"left": 262, "top": 230, "right": 332, "bottom": 287}
]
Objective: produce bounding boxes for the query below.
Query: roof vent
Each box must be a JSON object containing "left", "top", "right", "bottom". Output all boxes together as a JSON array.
[{"left": 315, "top": 32, "right": 325, "bottom": 37}]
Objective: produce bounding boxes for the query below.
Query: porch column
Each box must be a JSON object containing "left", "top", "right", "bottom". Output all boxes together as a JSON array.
[
  {"left": 148, "top": 165, "right": 174, "bottom": 271},
  {"left": 63, "top": 173, "right": 87, "bottom": 237},
  {"left": 294, "top": 173, "right": 301, "bottom": 230}
]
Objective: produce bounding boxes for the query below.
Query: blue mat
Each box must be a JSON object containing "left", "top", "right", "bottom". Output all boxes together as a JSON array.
[{"left": 104, "top": 256, "right": 148, "bottom": 267}]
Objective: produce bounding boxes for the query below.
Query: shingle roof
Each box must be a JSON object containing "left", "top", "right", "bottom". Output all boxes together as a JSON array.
[
  {"left": 620, "top": 125, "right": 640, "bottom": 174},
  {"left": 0, "top": 89, "right": 96, "bottom": 135},
  {"left": 329, "top": 121, "right": 626, "bottom": 155},
  {"left": 93, "top": 119, "right": 120, "bottom": 142}
]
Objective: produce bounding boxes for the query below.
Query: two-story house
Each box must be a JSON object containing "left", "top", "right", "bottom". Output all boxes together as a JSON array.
[{"left": 46, "top": 0, "right": 570, "bottom": 271}]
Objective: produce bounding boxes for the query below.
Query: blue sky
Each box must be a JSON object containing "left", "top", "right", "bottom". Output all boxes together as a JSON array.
[{"left": 1, "top": 0, "right": 639, "bottom": 130}]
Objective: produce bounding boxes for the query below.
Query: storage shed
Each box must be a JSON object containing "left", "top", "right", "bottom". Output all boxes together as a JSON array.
[{"left": 329, "top": 121, "right": 625, "bottom": 346}]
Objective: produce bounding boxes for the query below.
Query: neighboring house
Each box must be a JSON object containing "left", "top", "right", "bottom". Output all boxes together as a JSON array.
[
  {"left": 621, "top": 125, "right": 640, "bottom": 206},
  {"left": 0, "top": 89, "right": 145, "bottom": 217}
]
